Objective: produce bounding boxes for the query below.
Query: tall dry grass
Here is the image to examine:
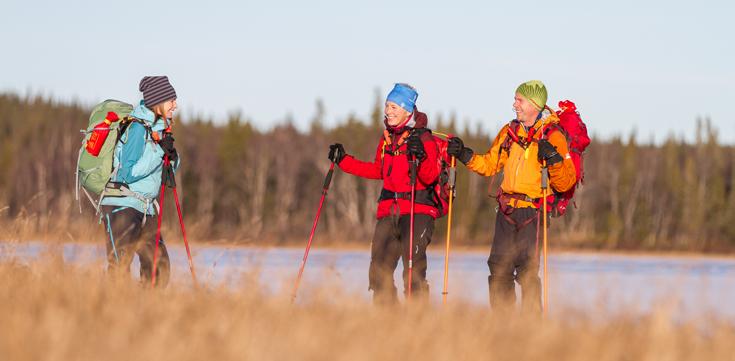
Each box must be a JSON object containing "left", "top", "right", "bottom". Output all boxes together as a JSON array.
[{"left": 1, "top": 254, "right": 734, "bottom": 361}]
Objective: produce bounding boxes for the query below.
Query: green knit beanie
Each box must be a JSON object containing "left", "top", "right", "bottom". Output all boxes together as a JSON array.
[{"left": 515, "top": 80, "right": 547, "bottom": 110}]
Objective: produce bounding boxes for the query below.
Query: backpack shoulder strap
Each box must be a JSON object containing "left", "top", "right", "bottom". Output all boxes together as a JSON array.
[
  {"left": 411, "top": 127, "right": 431, "bottom": 136},
  {"left": 542, "top": 123, "right": 566, "bottom": 140},
  {"left": 412, "top": 127, "right": 437, "bottom": 145},
  {"left": 499, "top": 120, "right": 520, "bottom": 155},
  {"left": 118, "top": 117, "right": 154, "bottom": 143}
]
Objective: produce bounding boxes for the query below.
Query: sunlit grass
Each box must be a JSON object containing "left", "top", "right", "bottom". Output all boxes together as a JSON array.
[{"left": 0, "top": 252, "right": 733, "bottom": 361}]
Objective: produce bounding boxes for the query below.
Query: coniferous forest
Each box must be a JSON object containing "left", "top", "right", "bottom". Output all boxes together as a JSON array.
[{"left": 1, "top": 93, "right": 733, "bottom": 252}]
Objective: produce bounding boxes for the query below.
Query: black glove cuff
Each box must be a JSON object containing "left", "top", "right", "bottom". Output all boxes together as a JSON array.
[
  {"left": 459, "top": 147, "right": 474, "bottom": 165},
  {"left": 409, "top": 149, "right": 426, "bottom": 161},
  {"left": 335, "top": 154, "right": 348, "bottom": 166},
  {"left": 546, "top": 152, "right": 563, "bottom": 166}
]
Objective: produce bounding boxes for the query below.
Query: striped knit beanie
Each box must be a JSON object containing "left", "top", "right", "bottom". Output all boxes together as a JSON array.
[
  {"left": 515, "top": 80, "right": 547, "bottom": 110},
  {"left": 139, "top": 76, "right": 177, "bottom": 108}
]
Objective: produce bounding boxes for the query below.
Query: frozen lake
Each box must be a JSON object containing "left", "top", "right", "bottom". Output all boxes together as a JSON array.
[{"left": 3, "top": 241, "right": 735, "bottom": 322}]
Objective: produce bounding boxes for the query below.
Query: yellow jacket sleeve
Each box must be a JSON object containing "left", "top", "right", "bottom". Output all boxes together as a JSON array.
[
  {"left": 466, "top": 125, "right": 509, "bottom": 177},
  {"left": 547, "top": 130, "right": 577, "bottom": 192}
]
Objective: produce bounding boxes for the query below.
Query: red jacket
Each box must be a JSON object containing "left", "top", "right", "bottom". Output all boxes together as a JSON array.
[{"left": 338, "top": 111, "right": 440, "bottom": 219}]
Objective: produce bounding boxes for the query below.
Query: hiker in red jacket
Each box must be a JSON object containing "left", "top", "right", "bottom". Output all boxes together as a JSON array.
[{"left": 328, "top": 83, "right": 440, "bottom": 304}]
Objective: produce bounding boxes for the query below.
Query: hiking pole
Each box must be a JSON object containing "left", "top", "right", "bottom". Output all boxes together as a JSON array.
[
  {"left": 292, "top": 161, "right": 336, "bottom": 303},
  {"left": 541, "top": 161, "right": 549, "bottom": 318},
  {"left": 172, "top": 186, "right": 198, "bottom": 286},
  {"left": 151, "top": 156, "right": 168, "bottom": 287},
  {"left": 407, "top": 155, "right": 418, "bottom": 299},
  {"left": 442, "top": 155, "right": 457, "bottom": 305}
]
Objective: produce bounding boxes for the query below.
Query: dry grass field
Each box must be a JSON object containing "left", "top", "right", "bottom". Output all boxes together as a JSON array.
[{"left": 1, "top": 252, "right": 734, "bottom": 361}]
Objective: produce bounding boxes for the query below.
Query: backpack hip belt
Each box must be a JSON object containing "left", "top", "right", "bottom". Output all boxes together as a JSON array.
[
  {"left": 379, "top": 188, "right": 438, "bottom": 208},
  {"left": 498, "top": 191, "right": 538, "bottom": 207},
  {"left": 496, "top": 192, "right": 539, "bottom": 231},
  {"left": 102, "top": 182, "right": 160, "bottom": 221}
]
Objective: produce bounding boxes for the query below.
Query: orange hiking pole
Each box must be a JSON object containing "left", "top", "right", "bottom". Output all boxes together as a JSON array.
[
  {"left": 292, "top": 161, "right": 336, "bottom": 302},
  {"left": 172, "top": 186, "right": 198, "bottom": 286},
  {"left": 442, "top": 155, "right": 457, "bottom": 305},
  {"left": 541, "top": 161, "right": 549, "bottom": 318}
]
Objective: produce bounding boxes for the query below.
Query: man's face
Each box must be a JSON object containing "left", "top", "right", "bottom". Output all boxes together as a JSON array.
[
  {"left": 513, "top": 93, "right": 539, "bottom": 124},
  {"left": 384, "top": 101, "right": 410, "bottom": 127}
]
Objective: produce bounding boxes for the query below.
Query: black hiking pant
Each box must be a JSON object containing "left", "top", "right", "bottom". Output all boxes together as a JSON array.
[
  {"left": 488, "top": 207, "right": 542, "bottom": 315},
  {"left": 101, "top": 205, "right": 170, "bottom": 288},
  {"left": 368, "top": 214, "right": 434, "bottom": 304}
]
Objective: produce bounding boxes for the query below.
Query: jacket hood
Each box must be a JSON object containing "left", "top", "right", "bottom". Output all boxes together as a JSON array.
[
  {"left": 413, "top": 110, "right": 428, "bottom": 129},
  {"left": 130, "top": 100, "right": 168, "bottom": 132}
]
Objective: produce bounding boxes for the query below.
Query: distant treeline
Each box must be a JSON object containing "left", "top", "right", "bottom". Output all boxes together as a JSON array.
[{"left": 1, "top": 93, "right": 734, "bottom": 252}]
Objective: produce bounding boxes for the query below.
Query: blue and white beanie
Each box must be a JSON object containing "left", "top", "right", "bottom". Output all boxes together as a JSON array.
[{"left": 386, "top": 83, "right": 418, "bottom": 113}]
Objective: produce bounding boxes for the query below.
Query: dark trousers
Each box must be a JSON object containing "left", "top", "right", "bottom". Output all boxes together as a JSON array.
[
  {"left": 368, "top": 214, "right": 434, "bottom": 304},
  {"left": 488, "top": 207, "right": 541, "bottom": 315},
  {"left": 101, "top": 205, "right": 170, "bottom": 288}
]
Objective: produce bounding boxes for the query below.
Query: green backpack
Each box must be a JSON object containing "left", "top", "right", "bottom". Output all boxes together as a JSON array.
[{"left": 76, "top": 100, "right": 134, "bottom": 211}]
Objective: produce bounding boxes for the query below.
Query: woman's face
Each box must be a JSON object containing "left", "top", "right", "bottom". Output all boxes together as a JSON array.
[
  {"left": 384, "top": 101, "right": 410, "bottom": 127},
  {"left": 155, "top": 99, "right": 177, "bottom": 121}
]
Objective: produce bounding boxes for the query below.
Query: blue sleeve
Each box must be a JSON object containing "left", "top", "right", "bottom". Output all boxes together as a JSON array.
[{"left": 117, "top": 123, "right": 146, "bottom": 183}]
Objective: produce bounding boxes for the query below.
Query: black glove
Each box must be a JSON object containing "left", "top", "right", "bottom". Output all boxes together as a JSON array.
[
  {"left": 159, "top": 133, "right": 178, "bottom": 163},
  {"left": 537, "top": 139, "right": 563, "bottom": 166},
  {"left": 447, "top": 137, "right": 474, "bottom": 165},
  {"left": 406, "top": 134, "right": 426, "bottom": 160},
  {"left": 328, "top": 143, "right": 346, "bottom": 164},
  {"left": 161, "top": 162, "right": 176, "bottom": 188}
]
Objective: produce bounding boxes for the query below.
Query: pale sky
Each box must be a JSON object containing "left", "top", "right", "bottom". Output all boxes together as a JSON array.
[{"left": 2, "top": 0, "right": 733, "bottom": 143}]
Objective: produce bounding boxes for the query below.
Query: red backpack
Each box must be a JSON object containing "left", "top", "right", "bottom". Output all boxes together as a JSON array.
[
  {"left": 428, "top": 132, "right": 455, "bottom": 218},
  {"left": 542, "top": 100, "right": 590, "bottom": 216}
]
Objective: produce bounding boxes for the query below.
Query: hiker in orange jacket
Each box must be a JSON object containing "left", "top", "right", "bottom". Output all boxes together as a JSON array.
[{"left": 448, "top": 80, "right": 576, "bottom": 314}]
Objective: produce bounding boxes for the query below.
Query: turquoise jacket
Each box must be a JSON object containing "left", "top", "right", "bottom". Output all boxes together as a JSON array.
[{"left": 100, "top": 100, "right": 179, "bottom": 215}]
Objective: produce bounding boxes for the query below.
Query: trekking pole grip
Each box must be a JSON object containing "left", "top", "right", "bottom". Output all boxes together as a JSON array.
[
  {"left": 161, "top": 155, "right": 176, "bottom": 188},
  {"left": 448, "top": 156, "right": 457, "bottom": 189},
  {"left": 541, "top": 162, "right": 549, "bottom": 190},
  {"left": 409, "top": 156, "right": 418, "bottom": 185},
  {"left": 323, "top": 162, "right": 335, "bottom": 190}
]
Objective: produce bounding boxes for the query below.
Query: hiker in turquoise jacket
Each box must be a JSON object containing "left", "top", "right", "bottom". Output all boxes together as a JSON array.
[{"left": 100, "top": 76, "right": 179, "bottom": 287}]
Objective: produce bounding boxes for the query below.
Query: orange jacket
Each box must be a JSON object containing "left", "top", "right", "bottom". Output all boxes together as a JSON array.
[{"left": 466, "top": 110, "right": 576, "bottom": 208}]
